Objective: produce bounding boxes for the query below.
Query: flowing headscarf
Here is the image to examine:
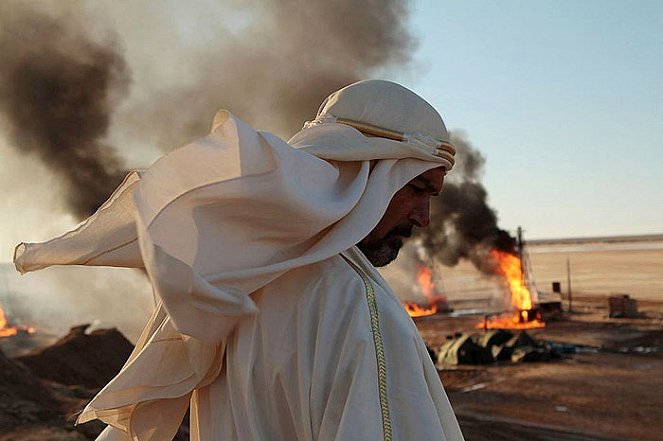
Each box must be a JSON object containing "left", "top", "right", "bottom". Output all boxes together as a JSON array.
[{"left": 14, "top": 80, "right": 455, "bottom": 439}]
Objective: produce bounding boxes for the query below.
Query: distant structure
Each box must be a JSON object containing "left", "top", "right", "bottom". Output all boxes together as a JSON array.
[{"left": 608, "top": 294, "right": 639, "bottom": 318}]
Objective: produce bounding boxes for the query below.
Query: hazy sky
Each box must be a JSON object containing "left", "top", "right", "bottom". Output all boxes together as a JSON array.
[
  {"left": 406, "top": 0, "right": 663, "bottom": 239},
  {"left": 1, "top": 0, "right": 662, "bottom": 266}
]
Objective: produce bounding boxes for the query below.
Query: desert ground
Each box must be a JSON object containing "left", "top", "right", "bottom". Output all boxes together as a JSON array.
[
  {"left": 1, "top": 236, "right": 662, "bottom": 440},
  {"left": 527, "top": 237, "right": 663, "bottom": 302},
  {"left": 417, "top": 299, "right": 663, "bottom": 441},
  {"left": 420, "top": 236, "right": 663, "bottom": 441}
]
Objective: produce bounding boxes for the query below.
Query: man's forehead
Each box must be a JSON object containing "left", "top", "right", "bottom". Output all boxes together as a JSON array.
[{"left": 412, "top": 167, "right": 445, "bottom": 192}]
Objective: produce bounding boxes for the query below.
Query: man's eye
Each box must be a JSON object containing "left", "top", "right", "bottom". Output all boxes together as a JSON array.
[{"left": 409, "top": 184, "right": 425, "bottom": 194}]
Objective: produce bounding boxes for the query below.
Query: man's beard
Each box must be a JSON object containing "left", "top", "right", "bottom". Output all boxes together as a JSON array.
[{"left": 357, "top": 224, "right": 412, "bottom": 267}]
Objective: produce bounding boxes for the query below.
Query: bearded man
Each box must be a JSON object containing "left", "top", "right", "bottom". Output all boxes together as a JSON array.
[{"left": 15, "top": 80, "right": 465, "bottom": 441}]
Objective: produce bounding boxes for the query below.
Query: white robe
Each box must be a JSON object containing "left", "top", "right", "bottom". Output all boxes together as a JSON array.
[{"left": 189, "top": 247, "right": 464, "bottom": 441}]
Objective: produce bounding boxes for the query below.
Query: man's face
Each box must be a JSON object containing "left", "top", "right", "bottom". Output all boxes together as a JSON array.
[{"left": 358, "top": 167, "right": 445, "bottom": 267}]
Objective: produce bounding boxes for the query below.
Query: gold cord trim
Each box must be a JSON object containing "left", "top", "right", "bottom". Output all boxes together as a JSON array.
[
  {"left": 343, "top": 256, "right": 393, "bottom": 441},
  {"left": 433, "top": 151, "right": 456, "bottom": 166},
  {"left": 336, "top": 117, "right": 457, "bottom": 157}
]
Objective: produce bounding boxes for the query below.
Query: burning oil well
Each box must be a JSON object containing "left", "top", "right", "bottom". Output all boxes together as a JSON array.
[
  {"left": 475, "top": 231, "right": 544, "bottom": 330},
  {"left": 397, "top": 130, "right": 545, "bottom": 331},
  {"left": 400, "top": 229, "right": 544, "bottom": 331}
]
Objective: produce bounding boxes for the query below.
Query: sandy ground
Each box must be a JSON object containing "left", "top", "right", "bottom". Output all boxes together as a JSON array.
[
  {"left": 415, "top": 297, "right": 663, "bottom": 441},
  {"left": 528, "top": 242, "right": 663, "bottom": 301}
]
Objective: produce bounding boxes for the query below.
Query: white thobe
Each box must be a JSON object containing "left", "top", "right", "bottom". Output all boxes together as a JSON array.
[{"left": 188, "top": 247, "right": 464, "bottom": 441}]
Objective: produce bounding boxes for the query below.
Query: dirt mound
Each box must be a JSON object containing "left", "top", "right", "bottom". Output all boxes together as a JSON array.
[
  {"left": 1, "top": 326, "right": 135, "bottom": 439},
  {"left": 2, "top": 326, "right": 192, "bottom": 440},
  {"left": 0, "top": 348, "right": 59, "bottom": 430},
  {"left": 15, "top": 324, "right": 133, "bottom": 389}
]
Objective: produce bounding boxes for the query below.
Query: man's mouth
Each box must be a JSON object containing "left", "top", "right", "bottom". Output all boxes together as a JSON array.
[{"left": 389, "top": 225, "right": 413, "bottom": 239}]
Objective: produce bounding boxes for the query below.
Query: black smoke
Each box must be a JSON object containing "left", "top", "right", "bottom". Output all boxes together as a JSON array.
[
  {"left": 0, "top": 1, "right": 415, "bottom": 218},
  {"left": 0, "top": 6, "right": 130, "bottom": 218},
  {"left": 417, "top": 132, "right": 517, "bottom": 273}
]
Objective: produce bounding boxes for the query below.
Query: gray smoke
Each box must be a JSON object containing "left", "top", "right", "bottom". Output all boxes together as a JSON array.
[
  {"left": 0, "top": 1, "right": 415, "bottom": 217},
  {"left": 110, "top": 0, "right": 415, "bottom": 150},
  {"left": 416, "top": 131, "right": 517, "bottom": 274},
  {"left": 0, "top": 4, "right": 130, "bottom": 218},
  {"left": 0, "top": 1, "right": 512, "bottom": 278},
  {"left": 0, "top": 1, "right": 417, "bottom": 336}
]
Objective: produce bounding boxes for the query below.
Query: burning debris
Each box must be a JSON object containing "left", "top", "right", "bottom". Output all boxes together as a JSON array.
[
  {"left": 403, "top": 265, "right": 452, "bottom": 318},
  {"left": 0, "top": 303, "right": 17, "bottom": 338},
  {"left": 0, "top": 303, "right": 35, "bottom": 338}
]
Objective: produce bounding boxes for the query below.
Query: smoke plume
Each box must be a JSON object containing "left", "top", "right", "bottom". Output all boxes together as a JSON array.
[
  {"left": 0, "top": 5, "right": 130, "bottom": 218},
  {"left": 0, "top": 1, "right": 417, "bottom": 336},
  {"left": 102, "top": 0, "right": 415, "bottom": 150},
  {"left": 0, "top": 1, "right": 415, "bottom": 217},
  {"left": 416, "top": 131, "right": 517, "bottom": 274},
  {"left": 0, "top": 1, "right": 511, "bottom": 278}
]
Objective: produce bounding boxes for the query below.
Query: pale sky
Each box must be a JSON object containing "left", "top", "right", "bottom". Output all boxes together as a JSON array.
[{"left": 403, "top": 0, "right": 663, "bottom": 239}]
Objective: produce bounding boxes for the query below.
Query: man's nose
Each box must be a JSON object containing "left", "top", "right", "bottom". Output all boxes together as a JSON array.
[{"left": 408, "top": 199, "right": 431, "bottom": 228}]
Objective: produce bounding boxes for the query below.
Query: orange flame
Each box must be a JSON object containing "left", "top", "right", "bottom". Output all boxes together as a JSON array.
[
  {"left": 0, "top": 303, "right": 36, "bottom": 337},
  {"left": 477, "top": 249, "right": 544, "bottom": 330},
  {"left": 0, "top": 304, "right": 18, "bottom": 337},
  {"left": 404, "top": 302, "right": 438, "bottom": 317},
  {"left": 478, "top": 311, "right": 544, "bottom": 330},
  {"left": 403, "top": 266, "right": 448, "bottom": 318}
]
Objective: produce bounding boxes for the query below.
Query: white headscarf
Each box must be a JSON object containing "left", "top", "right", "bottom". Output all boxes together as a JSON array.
[{"left": 13, "top": 80, "right": 455, "bottom": 438}]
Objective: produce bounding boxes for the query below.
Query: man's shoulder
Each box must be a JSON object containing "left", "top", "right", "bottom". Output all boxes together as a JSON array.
[
  {"left": 303, "top": 253, "right": 364, "bottom": 285},
  {"left": 276, "top": 253, "right": 365, "bottom": 294}
]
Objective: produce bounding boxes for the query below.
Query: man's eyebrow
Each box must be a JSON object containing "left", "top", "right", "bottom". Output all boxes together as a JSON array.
[{"left": 413, "top": 176, "right": 441, "bottom": 195}]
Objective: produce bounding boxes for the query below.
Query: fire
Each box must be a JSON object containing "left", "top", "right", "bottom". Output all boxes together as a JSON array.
[
  {"left": 0, "top": 304, "right": 18, "bottom": 337},
  {"left": 0, "top": 303, "right": 36, "bottom": 337},
  {"left": 404, "top": 302, "right": 438, "bottom": 317},
  {"left": 478, "top": 311, "right": 544, "bottom": 330},
  {"left": 403, "top": 266, "right": 448, "bottom": 318},
  {"left": 478, "top": 249, "right": 544, "bottom": 330}
]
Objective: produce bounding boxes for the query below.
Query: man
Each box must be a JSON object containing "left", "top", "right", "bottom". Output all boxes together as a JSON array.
[
  {"left": 357, "top": 166, "right": 443, "bottom": 267},
  {"left": 15, "top": 80, "right": 465, "bottom": 440}
]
